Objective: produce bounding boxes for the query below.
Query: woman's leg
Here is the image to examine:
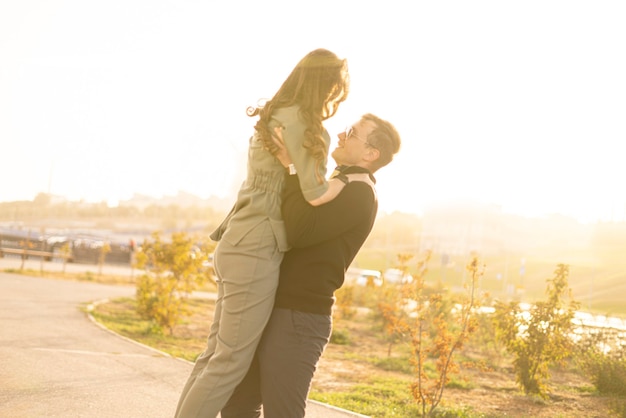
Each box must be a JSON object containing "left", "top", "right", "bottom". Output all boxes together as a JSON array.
[
  {"left": 174, "top": 275, "right": 225, "bottom": 416},
  {"left": 175, "top": 222, "right": 282, "bottom": 418}
]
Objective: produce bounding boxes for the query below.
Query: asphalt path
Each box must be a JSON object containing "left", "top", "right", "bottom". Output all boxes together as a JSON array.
[{"left": 0, "top": 260, "right": 368, "bottom": 418}]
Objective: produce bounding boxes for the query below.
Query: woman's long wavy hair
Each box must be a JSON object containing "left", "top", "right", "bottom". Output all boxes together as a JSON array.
[{"left": 247, "top": 49, "right": 349, "bottom": 184}]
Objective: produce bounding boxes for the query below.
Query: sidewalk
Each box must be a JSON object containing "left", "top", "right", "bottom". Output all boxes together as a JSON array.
[{"left": 1, "top": 257, "right": 369, "bottom": 417}]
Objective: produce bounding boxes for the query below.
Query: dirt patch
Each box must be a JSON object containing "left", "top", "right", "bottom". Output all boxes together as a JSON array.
[
  {"left": 103, "top": 296, "right": 619, "bottom": 417},
  {"left": 309, "top": 316, "right": 619, "bottom": 418}
]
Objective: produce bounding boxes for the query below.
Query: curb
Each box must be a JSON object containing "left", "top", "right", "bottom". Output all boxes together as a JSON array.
[
  {"left": 308, "top": 400, "right": 370, "bottom": 418},
  {"left": 86, "top": 298, "right": 370, "bottom": 417},
  {"left": 85, "top": 298, "right": 192, "bottom": 364}
]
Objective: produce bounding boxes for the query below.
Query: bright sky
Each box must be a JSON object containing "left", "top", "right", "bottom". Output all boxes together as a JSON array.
[{"left": 1, "top": 1, "right": 625, "bottom": 223}]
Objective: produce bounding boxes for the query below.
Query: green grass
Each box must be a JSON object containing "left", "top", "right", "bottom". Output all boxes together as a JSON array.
[
  {"left": 89, "top": 295, "right": 624, "bottom": 417},
  {"left": 330, "top": 328, "right": 351, "bottom": 345},
  {"left": 373, "top": 355, "right": 414, "bottom": 374},
  {"left": 3, "top": 266, "right": 219, "bottom": 293},
  {"left": 310, "top": 377, "right": 482, "bottom": 418},
  {"left": 310, "top": 377, "right": 423, "bottom": 417},
  {"left": 88, "top": 297, "right": 212, "bottom": 362},
  {"left": 91, "top": 297, "right": 486, "bottom": 417},
  {"left": 4, "top": 266, "right": 136, "bottom": 285}
]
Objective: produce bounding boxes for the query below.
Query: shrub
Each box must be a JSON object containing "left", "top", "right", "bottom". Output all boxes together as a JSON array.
[
  {"left": 493, "top": 264, "right": 579, "bottom": 397},
  {"left": 577, "top": 327, "right": 626, "bottom": 397},
  {"left": 588, "top": 353, "right": 626, "bottom": 396},
  {"left": 379, "top": 251, "right": 484, "bottom": 416},
  {"left": 134, "top": 231, "right": 214, "bottom": 334},
  {"left": 334, "top": 285, "right": 357, "bottom": 319}
]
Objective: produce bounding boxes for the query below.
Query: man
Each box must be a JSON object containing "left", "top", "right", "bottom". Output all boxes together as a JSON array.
[{"left": 222, "top": 113, "right": 401, "bottom": 417}]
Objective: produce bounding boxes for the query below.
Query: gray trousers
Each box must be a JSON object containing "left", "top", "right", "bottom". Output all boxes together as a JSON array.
[
  {"left": 221, "top": 308, "right": 332, "bottom": 418},
  {"left": 175, "top": 221, "right": 283, "bottom": 418}
]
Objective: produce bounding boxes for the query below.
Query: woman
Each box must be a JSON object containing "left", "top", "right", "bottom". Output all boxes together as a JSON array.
[{"left": 175, "top": 48, "right": 349, "bottom": 418}]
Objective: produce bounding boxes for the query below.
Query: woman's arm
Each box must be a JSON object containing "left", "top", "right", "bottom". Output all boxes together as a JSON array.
[
  {"left": 272, "top": 126, "right": 344, "bottom": 206},
  {"left": 306, "top": 178, "right": 344, "bottom": 206}
]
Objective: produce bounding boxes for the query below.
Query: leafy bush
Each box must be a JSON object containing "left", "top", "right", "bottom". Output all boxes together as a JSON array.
[
  {"left": 334, "top": 285, "right": 357, "bottom": 319},
  {"left": 378, "top": 251, "right": 484, "bottom": 417},
  {"left": 134, "top": 231, "right": 214, "bottom": 334},
  {"left": 587, "top": 353, "right": 626, "bottom": 396},
  {"left": 576, "top": 327, "right": 626, "bottom": 397},
  {"left": 493, "top": 264, "right": 579, "bottom": 397}
]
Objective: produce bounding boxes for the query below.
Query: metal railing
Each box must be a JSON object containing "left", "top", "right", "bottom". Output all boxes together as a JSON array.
[{"left": 0, "top": 247, "right": 71, "bottom": 261}]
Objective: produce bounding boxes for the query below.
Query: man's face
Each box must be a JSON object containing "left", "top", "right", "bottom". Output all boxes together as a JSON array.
[{"left": 331, "top": 119, "right": 377, "bottom": 167}]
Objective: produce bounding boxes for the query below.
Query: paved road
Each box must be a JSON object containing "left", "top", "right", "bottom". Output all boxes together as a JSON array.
[{"left": 0, "top": 261, "right": 368, "bottom": 418}]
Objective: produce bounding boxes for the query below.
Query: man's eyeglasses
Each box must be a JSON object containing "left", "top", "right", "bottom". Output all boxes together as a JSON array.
[{"left": 344, "top": 126, "right": 376, "bottom": 149}]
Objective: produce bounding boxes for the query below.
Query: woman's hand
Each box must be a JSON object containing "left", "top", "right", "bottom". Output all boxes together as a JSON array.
[{"left": 271, "top": 127, "right": 293, "bottom": 168}]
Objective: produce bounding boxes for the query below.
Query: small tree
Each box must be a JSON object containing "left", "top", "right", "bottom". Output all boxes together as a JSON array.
[
  {"left": 577, "top": 327, "right": 626, "bottom": 398},
  {"left": 378, "top": 252, "right": 418, "bottom": 356},
  {"left": 334, "top": 284, "right": 356, "bottom": 320},
  {"left": 493, "top": 263, "right": 579, "bottom": 397},
  {"left": 134, "top": 231, "right": 214, "bottom": 334},
  {"left": 409, "top": 254, "right": 483, "bottom": 417},
  {"left": 378, "top": 251, "right": 483, "bottom": 416},
  {"left": 97, "top": 241, "right": 111, "bottom": 278},
  {"left": 59, "top": 241, "right": 72, "bottom": 273}
]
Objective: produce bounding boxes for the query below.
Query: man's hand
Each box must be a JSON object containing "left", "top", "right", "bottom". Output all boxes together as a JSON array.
[{"left": 272, "top": 127, "right": 293, "bottom": 168}]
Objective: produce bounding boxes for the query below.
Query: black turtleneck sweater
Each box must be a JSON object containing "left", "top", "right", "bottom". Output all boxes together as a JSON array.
[{"left": 274, "top": 166, "right": 378, "bottom": 315}]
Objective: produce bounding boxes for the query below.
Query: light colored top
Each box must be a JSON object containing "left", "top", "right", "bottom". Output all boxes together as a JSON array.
[{"left": 210, "top": 105, "right": 330, "bottom": 253}]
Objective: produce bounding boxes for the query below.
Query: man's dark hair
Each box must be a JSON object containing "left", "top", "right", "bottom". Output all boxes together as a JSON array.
[{"left": 362, "top": 113, "right": 401, "bottom": 172}]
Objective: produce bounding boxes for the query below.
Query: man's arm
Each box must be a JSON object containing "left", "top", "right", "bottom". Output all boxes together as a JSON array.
[{"left": 281, "top": 173, "right": 375, "bottom": 248}]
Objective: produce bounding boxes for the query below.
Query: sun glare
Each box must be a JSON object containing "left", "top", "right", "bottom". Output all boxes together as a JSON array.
[{"left": 1, "top": 1, "right": 624, "bottom": 224}]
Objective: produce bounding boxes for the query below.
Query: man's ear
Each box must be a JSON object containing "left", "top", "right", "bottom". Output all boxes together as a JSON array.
[{"left": 363, "top": 147, "right": 380, "bottom": 164}]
